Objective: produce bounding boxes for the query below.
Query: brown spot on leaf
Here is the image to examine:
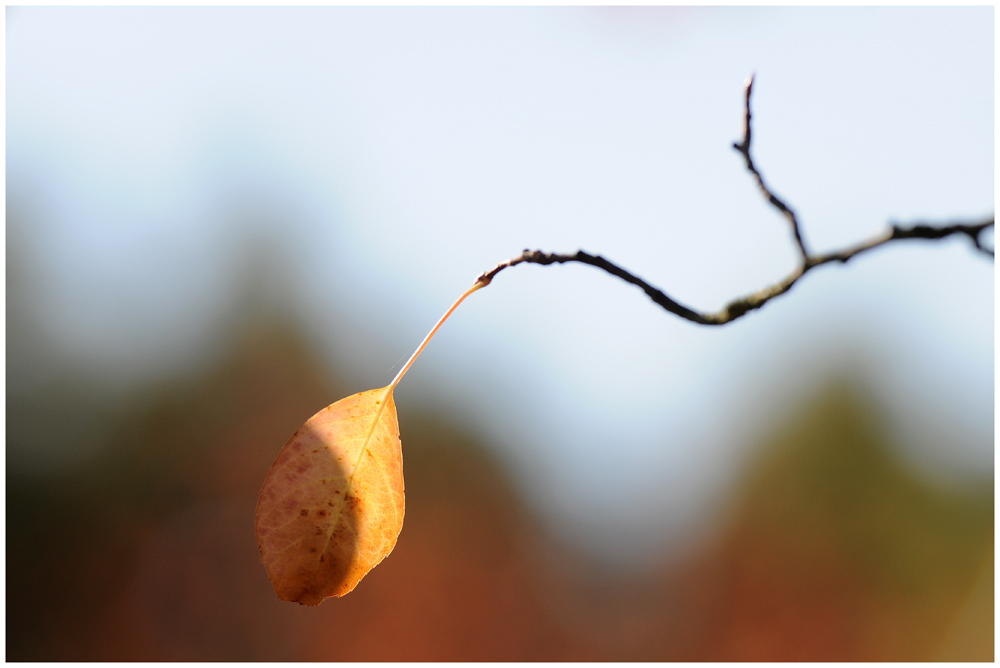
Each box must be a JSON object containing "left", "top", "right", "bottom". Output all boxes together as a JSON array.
[{"left": 300, "top": 509, "right": 309, "bottom": 516}]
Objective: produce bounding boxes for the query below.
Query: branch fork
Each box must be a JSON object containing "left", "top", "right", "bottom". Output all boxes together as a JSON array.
[{"left": 475, "top": 74, "right": 993, "bottom": 326}]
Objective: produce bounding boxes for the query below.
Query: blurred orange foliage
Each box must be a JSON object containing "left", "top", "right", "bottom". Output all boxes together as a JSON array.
[{"left": 7, "top": 316, "right": 992, "bottom": 661}]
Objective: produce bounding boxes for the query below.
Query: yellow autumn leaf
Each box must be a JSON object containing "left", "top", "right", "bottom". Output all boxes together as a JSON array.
[
  {"left": 255, "top": 386, "right": 402, "bottom": 604},
  {"left": 255, "top": 282, "right": 485, "bottom": 604}
]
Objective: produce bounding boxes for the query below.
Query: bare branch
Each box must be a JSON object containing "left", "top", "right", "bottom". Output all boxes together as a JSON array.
[
  {"left": 808, "top": 219, "right": 995, "bottom": 267},
  {"left": 476, "top": 249, "right": 712, "bottom": 324},
  {"left": 731, "top": 73, "right": 810, "bottom": 261},
  {"left": 474, "top": 76, "right": 994, "bottom": 327}
]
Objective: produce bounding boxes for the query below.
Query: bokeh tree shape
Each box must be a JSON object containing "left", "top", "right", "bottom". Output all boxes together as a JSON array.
[{"left": 8, "top": 310, "right": 991, "bottom": 660}]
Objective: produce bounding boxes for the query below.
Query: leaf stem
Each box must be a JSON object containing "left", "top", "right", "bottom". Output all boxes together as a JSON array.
[{"left": 389, "top": 281, "right": 486, "bottom": 389}]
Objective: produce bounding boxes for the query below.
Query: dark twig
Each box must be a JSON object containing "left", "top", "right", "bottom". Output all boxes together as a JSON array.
[
  {"left": 476, "top": 249, "right": 711, "bottom": 324},
  {"left": 474, "top": 76, "right": 994, "bottom": 327},
  {"left": 731, "top": 73, "right": 810, "bottom": 261}
]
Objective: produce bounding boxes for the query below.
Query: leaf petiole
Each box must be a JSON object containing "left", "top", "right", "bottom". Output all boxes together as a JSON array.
[{"left": 389, "top": 280, "right": 487, "bottom": 390}]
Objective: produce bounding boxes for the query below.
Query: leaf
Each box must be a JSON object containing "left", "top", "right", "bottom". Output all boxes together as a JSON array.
[
  {"left": 255, "top": 282, "right": 485, "bottom": 603},
  {"left": 254, "top": 386, "right": 403, "bottom": 605}
]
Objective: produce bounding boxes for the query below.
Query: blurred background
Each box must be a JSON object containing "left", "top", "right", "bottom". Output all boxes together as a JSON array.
[{"left": 6, "top": 6, "right": 993, "bottom": 661}]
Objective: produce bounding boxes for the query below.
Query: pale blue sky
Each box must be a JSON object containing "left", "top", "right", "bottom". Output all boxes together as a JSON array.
[{"left": 7, "top": 6, "right": 993, "bottom": 564}]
